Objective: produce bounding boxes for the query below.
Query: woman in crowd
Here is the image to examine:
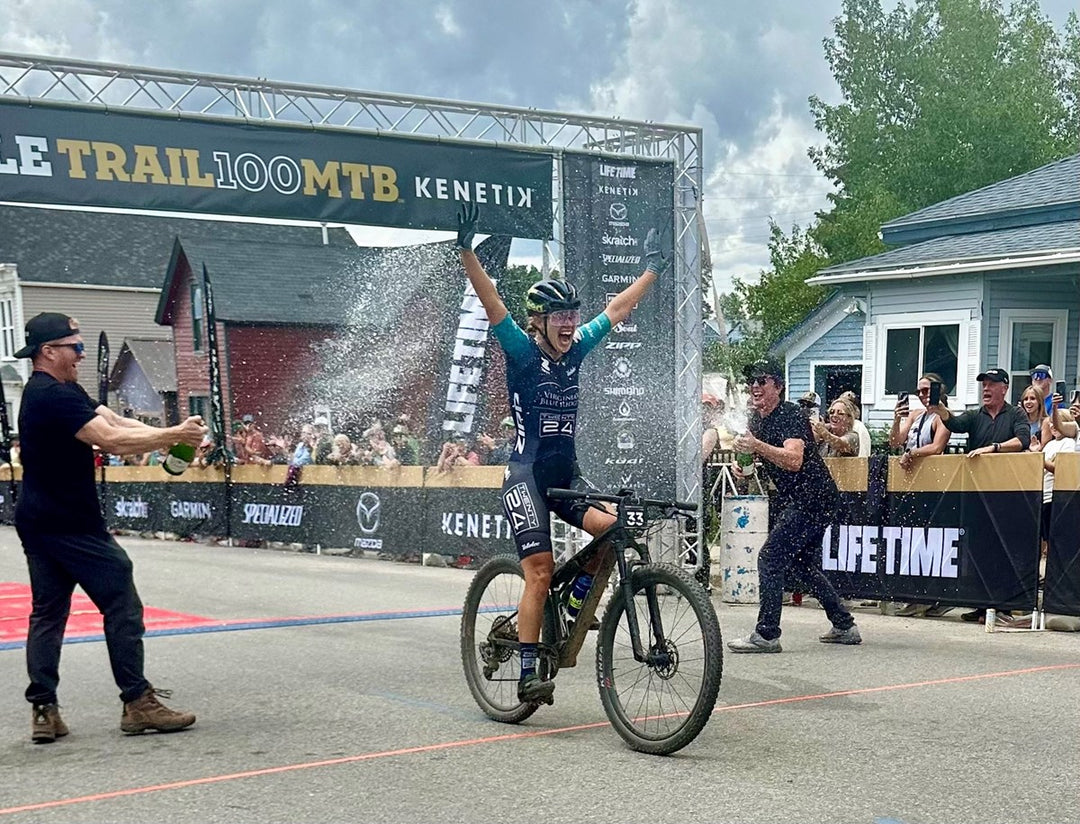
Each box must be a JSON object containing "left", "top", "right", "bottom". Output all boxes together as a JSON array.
[
  {"left": 812, "top": 399, "right": 860, "bottom": 457},
  {"left": 1019, "top": 385, "right": 1048, "bottom": 452},
  {"left": 891, "top": 373, "right": 952, "bottom": 471}
]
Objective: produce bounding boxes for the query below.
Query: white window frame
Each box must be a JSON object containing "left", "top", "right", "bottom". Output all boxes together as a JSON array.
[
  {"left": 808, "top": 359, "right": 863, "bottom": 405},
  {"left": 871, "top": 310, "right": 975, "bottom": 407},
  {"left": 998, "top": 308, "right": 1069, "bottom": 388},
  {"left": 0, "top": 296, "right": 14, "bottom": 360}
]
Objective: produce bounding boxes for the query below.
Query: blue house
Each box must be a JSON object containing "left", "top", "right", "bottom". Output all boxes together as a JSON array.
[{"left": 771, "top": 153, "right": 1080, "bottom": 430}]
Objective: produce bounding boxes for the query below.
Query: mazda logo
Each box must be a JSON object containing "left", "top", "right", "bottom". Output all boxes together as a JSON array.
[
  {"left": 356, "top": 492, "right": 381, "bottom": 535},
  {"left": 609, "top": 202, "right": 628, "bottom": 221}
]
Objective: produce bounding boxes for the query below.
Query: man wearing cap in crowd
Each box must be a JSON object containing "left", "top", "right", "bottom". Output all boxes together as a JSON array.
[
  {"left": 935, "top": 366, "right": 1030, "bottom": 624},
  {"left": 1028, "top": 364, "right": 1057, "bottom": 416},
  {"left": 390, "top": 424, "right": 420, "bottom": 466},
  {"left": 797, "top": 391, "right": 821, "bottom": 421},
  {"left": 239, "top": 413, "right": 271, "bottom": 465},
  {"left": 727, "top": 357, "right": 862, "bottom": 653},
  {"left": 13, "top": 313, "right": 207, "bottom": 743}
]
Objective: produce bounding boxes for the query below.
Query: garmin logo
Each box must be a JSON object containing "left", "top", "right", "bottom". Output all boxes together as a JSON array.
[
  {"left": 599, "top": 163, "right": 637, "bottom": 179},
  {"left": 441, "top": 511, "right": 511, "bottom": 540},
  {"left": 115, "top": 497, "right": 149, "bottom": 519},
  {"left": 170, "top": 501, "right": 212, "bottom": 519},
  {"left": 602, "top": 273, "right": 636, "bottom": 284},
  {"left": 602, "top": 234, "right": 637, "bottom": 247},
  {"left": 242, "top": 504, "right": 304, "bottom": 527},
  {"left": 822, "top": 524, "right": 962, "bottom": 578}
]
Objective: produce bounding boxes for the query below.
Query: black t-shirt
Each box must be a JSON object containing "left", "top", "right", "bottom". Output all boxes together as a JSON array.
[
  {"left": 750, "top": 400, "right": 839, "bottom": 515},
  {"left": 15, "top": 371, "right": 103, "bottom": 535},
  {"left": 943, "top": 403, "right": 1030, "bottom": 451}
]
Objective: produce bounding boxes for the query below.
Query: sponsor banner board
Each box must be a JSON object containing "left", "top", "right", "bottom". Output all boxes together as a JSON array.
[
  {"left": 1045, "top": 453, "right": 1080, "bottom": 616},
  {"left": 561, "top": 152, "right": 676, "bottom": 498},
  {"left": 0, "top": 99, "right": 553, "bottom": 239}
]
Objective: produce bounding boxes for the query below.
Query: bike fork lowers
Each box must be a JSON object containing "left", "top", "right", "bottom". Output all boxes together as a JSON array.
[{"left": 615, "top": 546, "right": 666, "bottom": 664}]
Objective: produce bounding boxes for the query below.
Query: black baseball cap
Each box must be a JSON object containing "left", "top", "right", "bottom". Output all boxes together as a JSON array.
[
  {"left": 743, "top": 357, "right": 784, "bottom": 382},
  {"left": 14, "top": 312, "right": 80, "bottom": 358},
  {"left": 976, "top": 368, "right": 1009, "bottom": 385}
]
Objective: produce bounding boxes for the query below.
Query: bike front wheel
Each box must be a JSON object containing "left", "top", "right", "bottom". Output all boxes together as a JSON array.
[
  {"left": 460, "top": 555, "right": 539, "bottom": 724},
  {"left": 596, "top": 563, "right": 723, "bottom": 755}
]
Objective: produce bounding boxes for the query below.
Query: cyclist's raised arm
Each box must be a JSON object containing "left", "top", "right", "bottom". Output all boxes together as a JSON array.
[
  {"left": 456, "top": 204, "right": 508, "bottom": 327},
  {"left": 604, "top": 228, "right": 667, "bottom": 327}
]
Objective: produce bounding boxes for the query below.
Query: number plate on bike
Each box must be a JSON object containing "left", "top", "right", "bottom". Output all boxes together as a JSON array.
[{"left": 624, "top": 506, "right": 645, "bottom": 528}]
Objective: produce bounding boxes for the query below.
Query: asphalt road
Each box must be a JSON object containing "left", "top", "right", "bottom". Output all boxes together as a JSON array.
[{"left": 0, "top": 527, "right": 1077, "bottom": 824}]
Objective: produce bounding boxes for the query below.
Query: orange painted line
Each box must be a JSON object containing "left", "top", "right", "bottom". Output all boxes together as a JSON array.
[{"left": 1, "top": 662, "right": 1076, "bottom": 817}]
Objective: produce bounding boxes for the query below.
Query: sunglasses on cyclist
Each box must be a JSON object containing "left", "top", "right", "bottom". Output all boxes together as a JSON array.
[
  {"left": 45, "top": 342, "right": 85, "bottom": 355},
  {"left": 547, "top": 309, "right": 580, "bottom": 326}
]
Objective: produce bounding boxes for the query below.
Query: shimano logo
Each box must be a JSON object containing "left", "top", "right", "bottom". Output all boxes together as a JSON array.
[
  {"left": 169, "top": 501, "right": 212, "bottom": 519},
  {"left": 242, "top": 504, "right": 304, "bottom": 527},
  {"left": 603, "top": 386, "right": 645, "bottom": 396},
  {"left": 115, "top": 497, "right": 149, "bottom": 519}
]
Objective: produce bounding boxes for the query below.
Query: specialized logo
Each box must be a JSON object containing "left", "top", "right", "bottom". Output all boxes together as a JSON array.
[
  {"left": 822, "top": 524, "right": 963, "bottom": 578},
  {"left": 601, "top": 253, "right": 641, "bottom": 266},
  {"left": 356, "top": 492, "right": 381, "bottom": 535},
  {"left": 242, "top": 503, "right": 304, "bottom": 526},
  {"left": 115, "top": 497, "right": 149, "bottom": 519},
  {"left": 503, "top": 482, "right": 540, "bottom": 534},
  {"left": 170, "top": 500, "right": 212, "bottom": 519}
]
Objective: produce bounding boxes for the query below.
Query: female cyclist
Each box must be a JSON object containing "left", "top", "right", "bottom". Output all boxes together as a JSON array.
[{"left": 455, "top": 203, "right": 666, "bottom": 703}]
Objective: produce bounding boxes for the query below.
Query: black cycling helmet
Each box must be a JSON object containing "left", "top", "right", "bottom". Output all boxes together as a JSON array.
[{"left": 525, "top": 279, "right": 580, "bottom": 315}]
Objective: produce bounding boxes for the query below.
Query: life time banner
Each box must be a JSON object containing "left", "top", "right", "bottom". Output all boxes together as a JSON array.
[
  {"left": 0, "top": 100, "right": 553, "bottom": 238},
  {"left": 820, "top": 455, "right": 1043, "bottom": 611},
  {"left": 1044, "top": 453, "right": 1080, "bottom": 616},
  {"left": 561, "top": 153, "right": 676, "bottom": 498}
]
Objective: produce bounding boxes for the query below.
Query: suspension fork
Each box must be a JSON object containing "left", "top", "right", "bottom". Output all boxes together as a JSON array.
[{"left": 614, "top": 539, "right": 666, "bottom": 663}]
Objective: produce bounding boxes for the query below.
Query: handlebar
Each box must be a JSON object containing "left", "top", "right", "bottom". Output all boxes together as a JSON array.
[{"left": 546, "top": 487, "right": 697, "bottom": 513}]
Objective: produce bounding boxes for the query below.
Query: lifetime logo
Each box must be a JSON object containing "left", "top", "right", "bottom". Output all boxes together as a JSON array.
[{"left": 822, "top": 524, "right": 962, "bottom": 578}]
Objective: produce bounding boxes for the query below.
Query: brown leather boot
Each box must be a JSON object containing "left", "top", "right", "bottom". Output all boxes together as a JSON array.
[
  {"left": 32, "top": 703, "right": 69, "bottom": 744},
  {"left": 121, "top": 688, "right": 196, "bottom": 734}
]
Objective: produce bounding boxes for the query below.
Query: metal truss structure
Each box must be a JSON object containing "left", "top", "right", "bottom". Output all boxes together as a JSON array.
[{"left": 0, "top": 51, "right": 705, "bottom": 565}]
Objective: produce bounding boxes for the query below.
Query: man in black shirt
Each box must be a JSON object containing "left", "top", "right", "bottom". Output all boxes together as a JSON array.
[
  {"left": 936, "top": 368, "right": 1029, "bottom": 454},
  {"left": 727, "top": 358, "right": 861, "bottom": 653},
  {"left": 14, "top": 313, "right": 206, "bottom": 743}
]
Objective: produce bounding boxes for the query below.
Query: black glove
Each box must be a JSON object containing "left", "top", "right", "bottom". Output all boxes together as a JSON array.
[
  {"left": 644, "top": 228, "right": 669, "bottom": 275},
  {"left": 456, "top": 203, "right": 479, "bottom": 251}
]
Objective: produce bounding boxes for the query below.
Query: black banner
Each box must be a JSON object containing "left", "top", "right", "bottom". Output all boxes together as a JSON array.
[
  {"left": 104, "top": 472, "right": 228, "bottom": 536},
  {"left": 1045, "top": 454, "right": 1080, "bottom": 616},
  {"left": 421, "top": 469, "right": 515, "bottom": 557},
  {"left": 562, "top": 153, "right": 676, "bottom": 498},
  {"left": 0, "top": 100, "right": 553, "bottom": 239},
  {"left": 819, "top": 455, "right": 1042, "bottom": 610}
]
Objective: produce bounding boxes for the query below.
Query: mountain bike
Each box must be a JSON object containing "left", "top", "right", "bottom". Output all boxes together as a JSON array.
[{"left": 460, "top": 487, "right": 723, "bottom": 755}]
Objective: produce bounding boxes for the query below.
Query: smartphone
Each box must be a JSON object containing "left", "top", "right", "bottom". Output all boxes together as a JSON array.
[
  {"left": 1055, "top": 380, "right": 1067, "bottom": 401},
  {"left": 928, "top": 381, "right": 942, "bottom": 407},
  {"left": 1071, "top": 389, "right": 1080, "bottom": 406},
  {"left": 896, "top": 392, "right": 909, "bottom": 406}
]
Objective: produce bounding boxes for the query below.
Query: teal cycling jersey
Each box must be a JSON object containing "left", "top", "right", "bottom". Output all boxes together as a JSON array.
[{"left": 491, "top": 313, "right": 611, "bottom": 464}]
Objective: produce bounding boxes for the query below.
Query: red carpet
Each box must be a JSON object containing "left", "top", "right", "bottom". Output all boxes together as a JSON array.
[{"left": 0, "top": 582, "right": 215, "bottom": 643}]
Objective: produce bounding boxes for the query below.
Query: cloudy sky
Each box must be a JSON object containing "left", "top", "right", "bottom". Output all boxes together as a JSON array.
[{"left": 1, "top": 0, "right": 1075, "bottom": 298}]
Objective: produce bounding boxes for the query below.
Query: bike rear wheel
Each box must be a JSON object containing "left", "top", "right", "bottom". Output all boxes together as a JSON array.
[
  {"left": 596, "top": 563, "right": 722, "bottom": 755},
  {"left": 460, "top": 555, "right": 539, "bottom": 724}
]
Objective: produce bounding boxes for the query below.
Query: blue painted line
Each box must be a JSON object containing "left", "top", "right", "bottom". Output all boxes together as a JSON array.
[{"left": 0, "top": 603, "right": 514, "bottom": 651}]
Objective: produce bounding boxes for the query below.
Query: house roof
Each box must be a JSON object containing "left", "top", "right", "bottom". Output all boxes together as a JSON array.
[
  {"left": 109, "top": 338, "right": 177, "bottom": 393},
  {"left": 880, "top": 154, "right": 1080, "bottom": 246},
  {"left": 156, "top": 234, "right": 512, "bottom": 327},
  {"left": 0, "top": 205, "right": 354, "bottom": 289},
  {"left": 811, "top": 220, "right": 1080, "bottom": 283}
]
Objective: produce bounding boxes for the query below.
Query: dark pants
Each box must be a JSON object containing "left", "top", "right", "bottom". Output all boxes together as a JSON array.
[
  {"left": 19, "top": 529, "right": 149, "bottom": 705},
  {"left": 755, "top": 506, "right": 854, "bottom": 641}
]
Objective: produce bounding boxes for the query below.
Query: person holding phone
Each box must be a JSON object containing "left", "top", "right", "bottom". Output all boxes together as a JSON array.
[
  {"left": 1028, "top": 365, "right": 1063, "bottom": 416},
  {"left": 891, "top": 373, "right": 952, "bottom": 470}
]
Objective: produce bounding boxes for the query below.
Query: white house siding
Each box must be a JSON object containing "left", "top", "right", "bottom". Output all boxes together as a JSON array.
[
  {"left": 984, "top": 273, "right": 1079, "bottom": 391},
  {"left": 787, "top": 312, "right": 866, "bottom": 400},
  {"left": 20, "top": 285, "right": 170, "bottom": 400}
]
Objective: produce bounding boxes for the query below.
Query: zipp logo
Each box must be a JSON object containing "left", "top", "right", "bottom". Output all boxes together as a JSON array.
[
  {"left": 356, "top": 492, "right": 381, "bottom": 535},
  {"left": 606, "top": 341, "right": 642, "bottom": 350}
]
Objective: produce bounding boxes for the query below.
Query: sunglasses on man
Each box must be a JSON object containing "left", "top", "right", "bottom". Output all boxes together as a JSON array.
[
  {"left": 1031, "top": 371, "right": 1050, "bottom": 381},
  {"left": 45, "top": 342, "right": 85, "bottom": 355},
  {"left": 746, "top": 376, "right": 771, "bottom": 387}
]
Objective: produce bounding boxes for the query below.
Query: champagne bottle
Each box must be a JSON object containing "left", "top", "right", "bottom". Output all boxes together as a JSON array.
[
  {"left": 162, "top": 442, "right": 196, "bottom": 476},
  {"left": 735, "top": 436, "right": 756, "bottom": 477}
]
